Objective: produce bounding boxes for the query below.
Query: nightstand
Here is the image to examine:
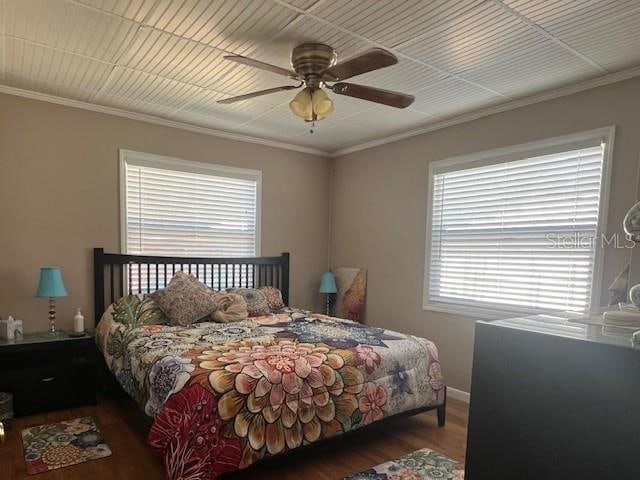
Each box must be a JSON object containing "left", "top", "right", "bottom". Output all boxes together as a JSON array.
[{"left": 0, "top": 332, "right": 97, "bottom": 417}]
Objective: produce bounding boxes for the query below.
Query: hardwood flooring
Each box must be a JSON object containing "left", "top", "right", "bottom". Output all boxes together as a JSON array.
[{"left": 2, "top": 394, "right": 468, "bottom": 480}]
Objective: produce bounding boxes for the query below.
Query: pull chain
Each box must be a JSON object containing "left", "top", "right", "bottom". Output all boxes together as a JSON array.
[{"left": 310, "top": 121, "right": 315, "bottom": 134}]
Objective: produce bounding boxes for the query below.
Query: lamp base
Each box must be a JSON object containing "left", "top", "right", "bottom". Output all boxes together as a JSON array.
[
  {"left": 324, "top": 294, "right": 335, "bottom": 316},
  {"left": 37, "top": 329, "right": 65, "bottom": 339},
  {"left": 37, "top": 298, "right": 65, "bottom": 338},
  {"left": 48, "top": 298, "right": 58, "bottom": 335}
]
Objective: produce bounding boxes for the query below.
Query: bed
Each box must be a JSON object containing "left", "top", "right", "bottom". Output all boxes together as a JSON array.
[{"left": 93, "top": 248, "right": 446, "bottom": 480}]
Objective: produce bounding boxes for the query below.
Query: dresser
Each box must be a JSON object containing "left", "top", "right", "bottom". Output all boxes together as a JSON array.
[
  {"left": 0, "top": 333, "right": 97, "bottom": 417},
  {"left": 465, "top": 314, "right": 640, "bottom": 479}
]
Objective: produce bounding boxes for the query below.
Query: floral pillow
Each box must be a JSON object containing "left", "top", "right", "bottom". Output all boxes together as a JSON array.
[
  {"left": 150, "top": 272, "right": 217, "bottom": 326},
  {"left": 210, "top": 292, "right": 248, "bottom": 323},
  {"left": 259, "top": 286, "right": 286, "bottom": 312},
  {"left": 227, "top": 288, "right": 270, "bottom": 317},
  {"left": 107, "top": 294, "right": 168, "bottom": 327}
]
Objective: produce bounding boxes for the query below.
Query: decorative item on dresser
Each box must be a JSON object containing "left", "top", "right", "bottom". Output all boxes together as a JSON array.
[
  {"left": 465, "top": 314, "right": 640, "bottom": 479},
  {"left": 319, "top": 270, "right": 338, "bottom": 315},
  {"left": 623, "top": 200, "right": 640, "bottom": 304},
  {"left": 607, "top": 264, "right": 630, "bottom": 305},
  {"left": 35, "top": 266, "right": 68, "bottom": 335},
  {"left": 623, "top": 199, "right": 640, "bottom": 240},
  {"left": 602, "top": 200, "right": 640, "bottom": 328},
  {"left": 0, "top": 332, "right": 97, "bottom": 417}
]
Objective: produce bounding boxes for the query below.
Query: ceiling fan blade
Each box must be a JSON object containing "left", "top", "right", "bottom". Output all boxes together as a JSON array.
[
  {"left": 322, "top": 48, "right": 398, "bottom": 82},
  {"left": 224, "top": 55, "right": 299, "bottom": 79},
  {"left": 330, "top": 82, "right": 414, "bottom": 108},
  {"left": 217, "top": 85, "right": 300, "bottom": 104}
]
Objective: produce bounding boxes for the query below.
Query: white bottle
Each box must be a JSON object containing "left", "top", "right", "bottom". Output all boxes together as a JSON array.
[{"left": 74, "top": 308, "right": 85, "bottom": 333}]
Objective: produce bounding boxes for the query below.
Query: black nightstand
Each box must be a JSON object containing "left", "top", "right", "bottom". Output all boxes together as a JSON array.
[{"left": 0, "top": 332, "right": 97, "bottom": 417}]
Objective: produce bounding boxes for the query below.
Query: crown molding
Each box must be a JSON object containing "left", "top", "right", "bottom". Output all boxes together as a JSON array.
[
  {"left": 0, "top": 84, "right": 331, "bottom": 157},
  {"left": 330, "top": 65, "right": 640, "bottom": 158},
  {"left": 2, "top": 64, "right": 640, "bottom": 159}
]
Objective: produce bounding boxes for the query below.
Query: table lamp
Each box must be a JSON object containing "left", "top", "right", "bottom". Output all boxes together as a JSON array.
[
  {"left": 36, "top": 267, "right": 68, "bottom": 335},
  {"left": 319, "top": 271, "right": 337, "bottom": 316}
]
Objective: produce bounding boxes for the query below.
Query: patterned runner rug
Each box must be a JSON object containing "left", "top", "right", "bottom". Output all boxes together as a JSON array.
[
  {"left": 22, "top": 416, "right": 111, "bottom": 474},
  {"left": 343, "top": 447, "right": 464, "bottom": 480}
]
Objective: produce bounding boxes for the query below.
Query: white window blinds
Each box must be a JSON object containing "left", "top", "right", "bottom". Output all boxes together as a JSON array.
[
  {"left": 123, "top": 154, "right": 259, "bottom": 258},
  {"left": 427, "top": 141, "right": 606, "bottom": 315}
]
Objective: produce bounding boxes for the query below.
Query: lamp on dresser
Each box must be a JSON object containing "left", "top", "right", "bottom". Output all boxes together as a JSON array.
[{"left": 35, "top": 267, "right": 68, "bottom": 335}]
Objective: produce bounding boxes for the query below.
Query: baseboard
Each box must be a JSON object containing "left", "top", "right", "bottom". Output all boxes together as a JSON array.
[{"left": 447, "top": 387, "right": 470, "bottom": 403}]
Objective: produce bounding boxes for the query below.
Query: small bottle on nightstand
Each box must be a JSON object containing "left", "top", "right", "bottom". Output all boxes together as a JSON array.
[{"left": 73, "top": 308, "right": 85, "bottom": 334}]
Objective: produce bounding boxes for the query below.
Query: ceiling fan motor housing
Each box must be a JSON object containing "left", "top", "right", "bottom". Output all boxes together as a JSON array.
[{"left": 291, "top": 43, "right": 337, "bottom": 88}]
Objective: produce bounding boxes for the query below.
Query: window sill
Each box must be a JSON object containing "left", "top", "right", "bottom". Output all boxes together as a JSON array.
[{"left": 421, "top": 302, "right": 565, "bottom": 321}]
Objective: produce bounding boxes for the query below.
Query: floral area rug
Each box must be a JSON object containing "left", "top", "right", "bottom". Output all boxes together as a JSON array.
[
  {"left": 22, "top": 417, "right": 111, "bottom": 475},
  {"left": 343, "top": 447, "right": 464, "bottom": 480}
]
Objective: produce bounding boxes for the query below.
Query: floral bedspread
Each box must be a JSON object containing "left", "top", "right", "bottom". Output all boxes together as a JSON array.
[{"left": 96, "top": 295, "right": 445, "bottom": 480}]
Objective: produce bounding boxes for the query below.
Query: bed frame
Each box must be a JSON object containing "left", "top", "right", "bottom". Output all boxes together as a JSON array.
[
  {"left": 93, "top": 248, "right": 290, "bottom": 324},
  {"left": 92, "top": 247, "right": 445, "bottom": 440}
]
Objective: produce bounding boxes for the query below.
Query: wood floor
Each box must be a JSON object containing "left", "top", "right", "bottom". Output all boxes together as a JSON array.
[{"left": 2, "top": 394, "right": 468, "bottom": 480}]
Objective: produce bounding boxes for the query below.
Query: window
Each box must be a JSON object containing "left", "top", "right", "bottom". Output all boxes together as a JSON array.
[
  {"left": 424, "top": 128, "right": 613, "bottom": 317},
  {"left": 121, "top": 149, "right": 260, "bottom": 259}
]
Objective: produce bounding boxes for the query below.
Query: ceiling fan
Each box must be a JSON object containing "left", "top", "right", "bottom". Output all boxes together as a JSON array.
[{"left": 217, "top": 43, "right": 415, "bottom": 123}]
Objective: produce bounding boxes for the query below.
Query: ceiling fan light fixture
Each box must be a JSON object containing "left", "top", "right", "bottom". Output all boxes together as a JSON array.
[
  {"left": 311, "top": 88, "right": 334, "bottom": 119},
  {"left": 289, "top": 88, "right": 313, "bottom": 121},
  {"left": 289, "top": 87, "right": 335, "bottom": 122}
]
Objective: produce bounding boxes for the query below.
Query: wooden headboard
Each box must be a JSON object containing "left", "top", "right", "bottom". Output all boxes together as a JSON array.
[{"left": 93, "top": 248, "right": 290, "bottom": 325}]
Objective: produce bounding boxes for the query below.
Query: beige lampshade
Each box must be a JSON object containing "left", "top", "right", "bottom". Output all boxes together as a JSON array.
[
  {"left": 289, "top": 88, "right": 313, "bottom": 121},
  {"left": 311, "top": 88, "right": 335, "bottom": 119},
  {"left": 289, "top": 87, "right": 335, "bottom": 122}
]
